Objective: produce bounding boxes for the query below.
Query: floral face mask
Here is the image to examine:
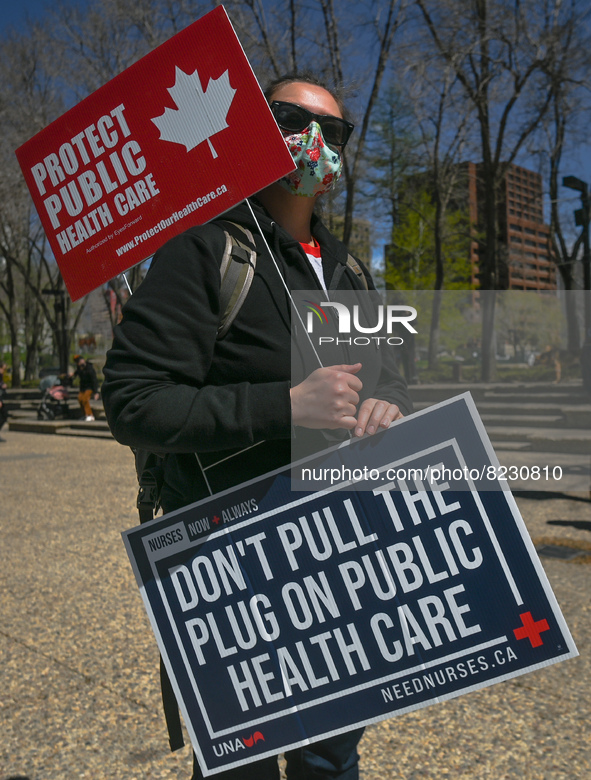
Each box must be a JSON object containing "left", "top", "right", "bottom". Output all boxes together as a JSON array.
[{"left": 278, "top": 122, "right": 343, "bottom": 198}]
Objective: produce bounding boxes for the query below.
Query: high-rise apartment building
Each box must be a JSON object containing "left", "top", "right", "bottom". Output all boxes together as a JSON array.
[
  {"left": 461, "top": 162, "right": 556, "bottom": 290},
  {"left": 386, "top": 162, "right": 557, "bottom": 290}
]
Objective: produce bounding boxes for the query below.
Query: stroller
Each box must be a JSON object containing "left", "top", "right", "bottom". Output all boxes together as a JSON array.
[{"left": 37, "top": 375, "right": 74, "bottom": 420}]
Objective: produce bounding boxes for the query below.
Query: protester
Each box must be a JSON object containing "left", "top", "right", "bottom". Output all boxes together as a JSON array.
[
  {"left": 103, "top": 73, "right": 412, "bottom": 780},
  {"left": 72, "top": 355, "right": 100, "bottom": 421},
  {"left": 0, "top": 362, "right": 8, "bottom": 442}
]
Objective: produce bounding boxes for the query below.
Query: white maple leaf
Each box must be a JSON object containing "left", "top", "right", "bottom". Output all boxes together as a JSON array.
[{"left": 151, "top": 68, "right": 236, "bottom": 158}]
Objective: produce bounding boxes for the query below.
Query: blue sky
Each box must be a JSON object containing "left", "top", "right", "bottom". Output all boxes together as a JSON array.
[
  {"left": 2, "top": 0, "right": 53, "bottom": 33},
  {"left": 4, "top": 0, "right": 590, "bottom": 224},
  {"left": 1, "top": 0, "right": 89, "bottom": 35}
]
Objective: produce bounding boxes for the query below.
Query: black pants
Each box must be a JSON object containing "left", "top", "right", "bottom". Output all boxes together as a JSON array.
[{"left": 191, "top": 727, "right": 365, "bottom": 779}]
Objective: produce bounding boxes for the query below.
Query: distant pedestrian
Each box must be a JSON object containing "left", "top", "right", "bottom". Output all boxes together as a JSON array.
[
  {"left": 72, "top": 354, "right": 100, "bottom": 421},
  {"left": 0, "top": 362, "right": 8, "bottom": 442}
]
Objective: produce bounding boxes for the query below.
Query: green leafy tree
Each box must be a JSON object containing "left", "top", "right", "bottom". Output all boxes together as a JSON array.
[
  {"left": 384, "top": 187, "right": 473, "bottom": 382},
  {"left": 385, "top": 189, "right": 472, "bottom": 290},
  {"left": 362, "top": 83, "right": 422, "bottom": 230}
]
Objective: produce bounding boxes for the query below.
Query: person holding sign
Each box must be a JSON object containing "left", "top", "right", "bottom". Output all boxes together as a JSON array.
[
  {"left": 71, "top": 354, "right": 100, "bottom": 421},
  {"left": 103, "top": 74, "right": 412, "bottom": 780}
]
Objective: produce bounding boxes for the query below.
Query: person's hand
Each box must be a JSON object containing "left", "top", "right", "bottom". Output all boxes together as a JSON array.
[
  {"left": 354, "top": 398, "right": 403, "bottom": 437},
  {"left": 290, "top": 363, "right": 363, "bottom": 430},
  {"left": 93, "top": 392, "right": 100, "bottom": 400}
]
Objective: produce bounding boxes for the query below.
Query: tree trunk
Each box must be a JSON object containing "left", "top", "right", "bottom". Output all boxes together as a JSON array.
[
  {"left": 2, "top": 261, "right": 22, "bottom": 388},
  {"left": 428, "top": 289, "right": 442, "bottom": 371},
  {"left": 481, "top": 289, "right": 497, "bottom": 382},
  {"left": 23, "top": 272, "right": 45, "bottom": 382},
  {"left": 8, "top": 313, "right": 21, "bottom": 388},
  {"left": 479, "top": 161, "right": 499, "bottom": 382},
  {"left": 24, "top": 322, "right": 43, "bottom": 381},
  {"left": 428, "top": 193, "right": 445, "bottom": 370},
  {"left": 558, "top": 261, "right": 581, "bottom": 353}
]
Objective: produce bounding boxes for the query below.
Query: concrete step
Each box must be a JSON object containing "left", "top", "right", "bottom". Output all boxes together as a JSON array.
[
  {"left": 9, "top": 418, "right": 112, "bottom": 438},
  {"left": 563, "top": 408, "right": 591, "bottom": 428},
  {"left": 486, "top": 440, "right": 533, "bottom": 451},
  {"left": 5, "top": 401, "right": 41, "bottom": 412},
  {"left": 483, "top": 391, "right": 590, "bottom": 405},
  {"left": 479, "top": 403, "right": 591, "bottom": 427},
  {"left": 8, "top": 409, "right": 47, "bottom": 419},
  {"left": 482, "top": 380, "right": 584, "bottom": 394},
  {"left": 415, "top": 399, "right": 569, "bottom": 413},
  {"left": 407, "top": 381, "right": 588, "bottom": 404},
  {"left": 65, "top": 419, "right": 111, "bottom": 431},
  {"left": 4, "top": 388, "right": 43, "bottom": 401},
  {"left": 475, "top": 401, "right": 567, "bottom": 415},
  {"left": 487, "top": 426, "right": 591, "bottom": 454},
  {"left": 55, "top": 428, "right": 114, "bottom": 440},
  {"left": 9, "top": 407, "right": 105, "bottom": 421},
  {"left": 413, "top": 399, "right": 589, "bottom": 431},
  {"left": 485, "top": 383, "right": 585, "bottom": 393},
  {"left": 9, "top": 419, "right": 75, "bottom": 434},
  {"left": 480, "top": 413, "right": 565, "bottom": 428}
]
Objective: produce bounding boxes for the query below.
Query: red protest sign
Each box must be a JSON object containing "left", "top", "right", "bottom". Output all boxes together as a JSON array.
[{"left": 15, "top": 6, "right": 295, "bottom": 301}]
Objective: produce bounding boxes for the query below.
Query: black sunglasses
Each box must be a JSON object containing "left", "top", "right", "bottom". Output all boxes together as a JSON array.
[{"left": 270, "top": 101, "right": 354, "bottom": 148}]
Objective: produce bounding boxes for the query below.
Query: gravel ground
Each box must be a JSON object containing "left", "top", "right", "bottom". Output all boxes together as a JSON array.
[{"left": 1, "top": 430, "right": 589, "bottom": 780}]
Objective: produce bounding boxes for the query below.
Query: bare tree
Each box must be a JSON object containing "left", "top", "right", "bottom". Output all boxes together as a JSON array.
[
  {"left": 32, "top": 0, "right": 214, "bottom": 311},
  {"left": 45, "top": 0, "right": 211, "bottom": 98},
  {"left": 364, "top": 83, "right": 421, "bottom": 232},
  {"left": 328, "top": 0, "right": 407, "bottom": 246},
  {"left": 6, "top": 0, "right": 589, "bottom": 385},
  {"left": 0, "top": 255, "right": 21, "bottom": 386},
  {"left": 228, "top": 0, "right": 408, "bottom": 246},
  {"left": 0, "top": 25, "right": 65, "bottom": 383},
  {"left": 404, "top": 55, "right": 475, "bottom": 369},
  {"left": 415, "top": 0, "right": 581, "bottom": 380},
  {"left": 537, "top": 2, "right": 591, "bottom": 353}
]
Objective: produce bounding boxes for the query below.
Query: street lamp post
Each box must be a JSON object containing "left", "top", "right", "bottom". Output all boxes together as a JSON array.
[{"left": 562, "top": 175, "right": 591, "bottom": 394}]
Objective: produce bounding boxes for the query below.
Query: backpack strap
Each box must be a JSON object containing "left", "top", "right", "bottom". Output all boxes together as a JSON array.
[
  {"left": 216, "top": 221, "right": 257, "bottom": 339},
  {"left": 160, "top": 656, "right": 185, "bottom": 751},
  {"left": 134, "top": 452, "right": 185, "bottom": 750},
  {"left": 346, "top": 254, "right": 369, "bottom": 290},
  {"left": 135, "top": 450, "right": 165, "bottom": 524},
  {"left": 136, "top": 454, "right": 185, "bottom": 751}
]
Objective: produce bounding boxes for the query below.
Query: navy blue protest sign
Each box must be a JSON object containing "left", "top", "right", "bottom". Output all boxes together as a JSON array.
[{"left": 122, "top": 393, "right": 577, "bottom": 776}]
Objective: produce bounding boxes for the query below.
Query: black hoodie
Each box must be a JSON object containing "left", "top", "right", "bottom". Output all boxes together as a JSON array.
[{"left": 102, "top": 199, "right": 412, "bottom": 510}]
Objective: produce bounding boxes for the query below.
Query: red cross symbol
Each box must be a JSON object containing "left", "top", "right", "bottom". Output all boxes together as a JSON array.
[
  {"left": 212, "top": 515, "right": 221, "bottom": 525},
  {"left": 513, "top": 611, "right": 550, "bottom": 647}
]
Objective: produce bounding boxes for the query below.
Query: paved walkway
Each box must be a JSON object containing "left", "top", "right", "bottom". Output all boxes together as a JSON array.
[{"left": 1, "top": 430, "right": 590, "bottom": 779}]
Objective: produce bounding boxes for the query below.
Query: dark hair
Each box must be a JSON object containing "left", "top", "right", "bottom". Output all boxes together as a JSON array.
[{"left": 263, "top": 72, "right": 347, "bottom": 118}]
